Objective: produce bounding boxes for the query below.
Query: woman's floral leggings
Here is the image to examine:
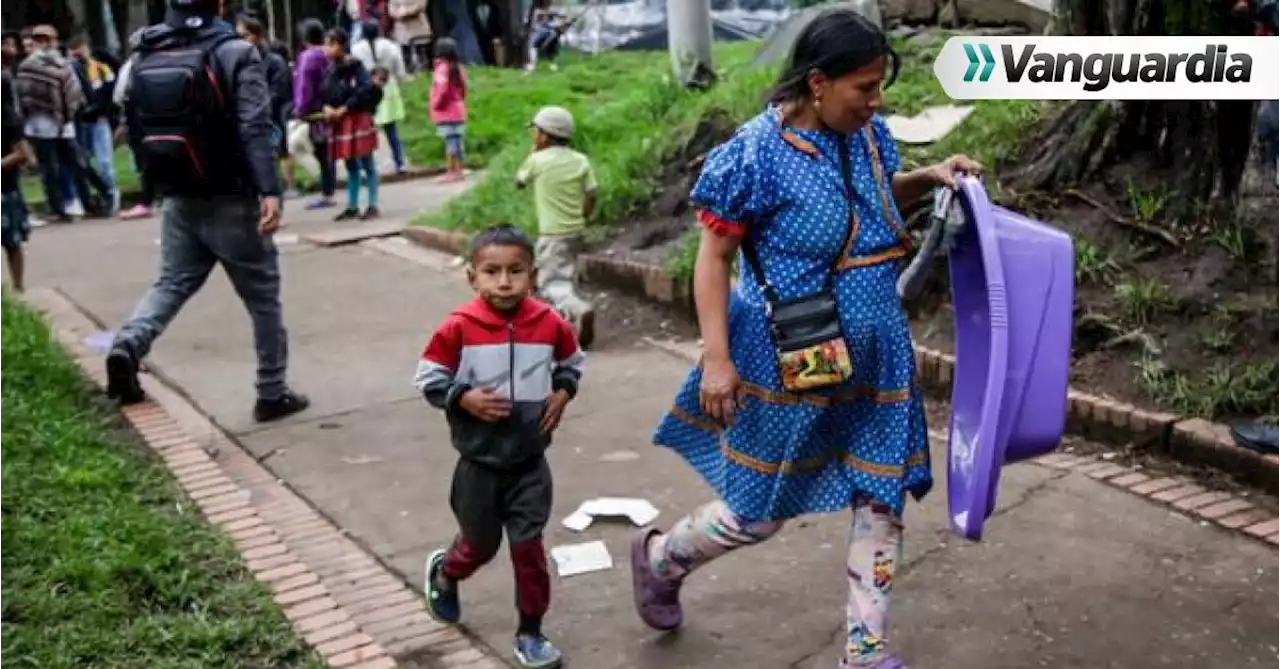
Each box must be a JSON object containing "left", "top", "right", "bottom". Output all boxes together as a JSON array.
[{"left": 649, "top": 496, "right": 904, "bottom": 666}]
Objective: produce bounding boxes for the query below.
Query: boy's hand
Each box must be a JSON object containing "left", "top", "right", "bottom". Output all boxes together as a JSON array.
[
  {"left": 540, "top": 389, "right": 571, "bottom": 435},
  {"left": 459, "top": 387, "right": 512, "bottom": 422}
]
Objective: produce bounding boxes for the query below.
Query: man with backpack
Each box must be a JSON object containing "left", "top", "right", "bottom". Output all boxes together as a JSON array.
[{"left": 106, "top": 0, "right": 310, "bottom": 424}]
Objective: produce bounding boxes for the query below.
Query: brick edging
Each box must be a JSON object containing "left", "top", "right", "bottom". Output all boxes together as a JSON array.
[
  {"left": 398, "top": 226, "right": 1277, "bottom": 496},
  {"left": 1035, "top": 452, "right": 1279, "bottom": 546},
  {"left": 23, "top": 288, "right": 508, "bottom": 669}
]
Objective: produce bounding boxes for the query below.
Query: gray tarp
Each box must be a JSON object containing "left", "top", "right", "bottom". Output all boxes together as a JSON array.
[{"left": 557, "top": 0, "right": 792, "bottom": 53}]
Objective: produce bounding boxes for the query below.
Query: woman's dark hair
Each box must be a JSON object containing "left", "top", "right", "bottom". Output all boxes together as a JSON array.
[
  {"left": 237, "top": 14, "right": 267, "bottom": 39},
  {"left": 299, "top": 18, "right": 326, "bottom": 46},
  {"left": 434, "top": 37, "right": 464, "bottom": 89},
  {"left": 326, "top": 28, "right": 350, "bottom": 52},
  {"left": 362, "top": 21, "right": 381, "bottom": 43},
  {"left": 769, "top": 8, "right": 898, "bottom": 103}
]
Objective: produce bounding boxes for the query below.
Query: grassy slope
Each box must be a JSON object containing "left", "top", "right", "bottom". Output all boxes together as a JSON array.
[
  {"left": 417, "top": 42, "right": 768, "bottom": 234},
  {"left": 0, "top": 297, "right": 324, "bottom": 669}
]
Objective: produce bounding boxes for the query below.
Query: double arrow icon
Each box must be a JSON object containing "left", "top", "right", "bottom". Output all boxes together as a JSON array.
[{"left": 963, "top": 43, "right": 996, "bottom": 82}]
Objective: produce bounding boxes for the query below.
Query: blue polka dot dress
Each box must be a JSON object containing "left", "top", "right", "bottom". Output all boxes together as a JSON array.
[{"left": 652, "top": 108, "right": 933, "bottom": 522}]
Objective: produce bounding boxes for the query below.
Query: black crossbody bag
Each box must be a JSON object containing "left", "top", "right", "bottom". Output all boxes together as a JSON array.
[{"left": 739, "top": 140, "right": 858, "bottom": 392}]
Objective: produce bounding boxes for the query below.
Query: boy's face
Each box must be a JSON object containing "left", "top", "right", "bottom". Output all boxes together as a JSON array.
[
  {"left": 71, "top": 43, "right": 89, "bottom": 59},
  {"left": 468, "top": 244, "right": 536, "bottom": 311},
  {"left": 324, "top": 38, "right": 343, "bottom": 60},
  {"left": 371, "top": 72, "right": 387, "bottom": 87},
  {"left": 530, "top": 127, "right": 551, "bottom": 150}
]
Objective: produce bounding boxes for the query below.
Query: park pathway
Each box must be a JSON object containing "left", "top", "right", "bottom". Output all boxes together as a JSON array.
[{"left": 23, "top": 177, "right": 1279, "bottom": 669}]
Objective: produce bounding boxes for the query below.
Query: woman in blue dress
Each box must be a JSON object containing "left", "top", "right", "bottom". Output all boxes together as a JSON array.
[{"left": 629, "top": 10, "right": 981, "bottom": 669}]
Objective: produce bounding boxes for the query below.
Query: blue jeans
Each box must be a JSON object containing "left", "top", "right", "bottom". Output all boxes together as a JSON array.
[
  {"left": 114, "top": 197, "right": 289, "bottom": 400},
  {"left": 77, "top": 119, "right": 116, "bottom": 194},
  {"left": 345, "top": 155, "right": 379, "bottom": 210}
]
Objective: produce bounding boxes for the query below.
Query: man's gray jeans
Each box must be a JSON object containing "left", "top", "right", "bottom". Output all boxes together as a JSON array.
[{"left": 114, "top": 196, "right": 289, "bottom": 400}]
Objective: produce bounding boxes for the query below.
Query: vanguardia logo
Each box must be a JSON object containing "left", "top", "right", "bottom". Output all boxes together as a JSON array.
[
  {"left": 962, "top": 41, "right": 1249, "bottom": 92},
  {"left": 933, "top": 37, "right": 1279, "bottom": 101},
  {"left": 963, "top": 43, "right": 996, "bottom": 82}
]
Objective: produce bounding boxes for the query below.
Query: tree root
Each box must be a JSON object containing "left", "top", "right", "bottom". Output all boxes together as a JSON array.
[{"left": 1064, "top": 188, "right": 1181, "bottom": 248}]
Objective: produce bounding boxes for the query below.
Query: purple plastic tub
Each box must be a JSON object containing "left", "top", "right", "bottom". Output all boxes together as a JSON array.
[{"left": 945, "top": 176, "right": 1074, "bottom": 541}]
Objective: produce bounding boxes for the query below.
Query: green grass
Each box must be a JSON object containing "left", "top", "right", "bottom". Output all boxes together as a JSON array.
[
  {"left": 417, "top": 42, "right": 770, "bottom": 235},
  {"left": 0, "top": 296, "right": 325, "bottom": 669}
]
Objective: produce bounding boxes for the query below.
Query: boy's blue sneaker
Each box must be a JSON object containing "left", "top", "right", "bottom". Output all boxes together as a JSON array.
[
  {"left": 513, "top": 635, "right": 563, "bottom": 669},
  {"left": 423, "top": 549, "right": 461, "bottom": 623}
]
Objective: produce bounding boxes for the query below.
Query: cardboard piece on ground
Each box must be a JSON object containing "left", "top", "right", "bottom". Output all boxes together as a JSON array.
[
  {"left": 561, "top": 497, "right": 660, "bottom": 532},
  {"left": 550, "top": 540, "right": 613, "bottom": 577},
  {"left": 883, "top": 105, "right": 974, "bottom": 144}
]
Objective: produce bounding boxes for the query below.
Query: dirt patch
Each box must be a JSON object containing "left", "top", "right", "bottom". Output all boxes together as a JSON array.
[
  {"left": 912, "top": 160, "right": 1279, "bottom": 422},
  {"left": 591, "top": 109, "right": 739, "bottom": 265},
  {"left": 582, "top": 285, "right": 698, "bottom": 353}
]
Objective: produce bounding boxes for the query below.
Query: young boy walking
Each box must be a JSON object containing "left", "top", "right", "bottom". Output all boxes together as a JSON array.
[
  {"left": 414, "top": 224, "right": 584, "bottom": 669},
  {"left": 516, "top": 106, "right": 598, "bottom": 348}
]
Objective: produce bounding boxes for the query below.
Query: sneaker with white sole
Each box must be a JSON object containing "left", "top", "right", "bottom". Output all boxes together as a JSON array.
[{"left": 513, "top": 635, "right": 563, "bottom": 669}]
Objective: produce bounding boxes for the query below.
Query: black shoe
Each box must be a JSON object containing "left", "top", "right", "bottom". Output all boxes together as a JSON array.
[
  {"left": 253, "top": 389, "right": 311, "bottom": 423},
  {"left": 105, "top": 344, "right": 146, "bottom": 405},
  {"left": 359, "top": 206, "right": 380, "bottom": 220},
  {"left": 334, "top": 208, "right": 360, "bottom": 222},
  {"left": 49, "top": 213, "right": 74, "bottom": 224},
  {"left": 1231, "top": 423, "right": 1279, "bottom": 455}
]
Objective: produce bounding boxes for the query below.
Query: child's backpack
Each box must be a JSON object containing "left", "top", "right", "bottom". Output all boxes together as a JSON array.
[{"left": 126, "top": 29, "right": 239, "bottom": 197}]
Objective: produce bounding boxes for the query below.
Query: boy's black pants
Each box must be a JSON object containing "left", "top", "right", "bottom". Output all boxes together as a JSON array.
[{"left": 441, "top": 456, "right": 552, "bottom": 621}]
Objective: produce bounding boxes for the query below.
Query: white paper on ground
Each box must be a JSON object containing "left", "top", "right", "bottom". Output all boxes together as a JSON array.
[
  {"left": 550, "top": 540, "right": 613, "bottom": 577},
  {"left": 883, "top": 105, "right": 974, "bottom": 144},
  {"left": 84, "top": 330, "right": 115, "bottom": 353},
  {"left": 560, "top": 497, "right": 660, "bottom": 532},
  {"left": 562, "top": 511, "right": 594, "bottom": 532}
]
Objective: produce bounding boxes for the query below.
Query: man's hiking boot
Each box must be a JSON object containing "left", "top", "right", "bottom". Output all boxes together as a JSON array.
[
  {"left": 253, "top": 390, "right": 311, "bottom": 423},
  {"left": 105, "top": 343, "right": 146, "bottom": 405}
]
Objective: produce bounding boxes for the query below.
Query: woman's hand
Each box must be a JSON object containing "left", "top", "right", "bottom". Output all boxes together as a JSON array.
[
  {"left": 700, "top": 357, "right": 743, "bottom": 427},
  {"left": 925, "top": 154, "right": 983, "bottom": 189}
]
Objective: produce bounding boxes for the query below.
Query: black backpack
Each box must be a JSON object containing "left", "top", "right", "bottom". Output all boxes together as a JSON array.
[{"left": 126, "top": 30, "right": 239, "bottom": 197}]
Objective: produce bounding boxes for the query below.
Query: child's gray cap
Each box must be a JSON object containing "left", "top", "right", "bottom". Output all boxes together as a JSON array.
[{"left": 530, "top": 106, "right": 575, "bottom": 139}]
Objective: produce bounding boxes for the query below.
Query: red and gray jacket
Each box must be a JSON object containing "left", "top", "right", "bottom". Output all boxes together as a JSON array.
[{"left": 415, "top": 296, "right": 585, "bottom": 469}]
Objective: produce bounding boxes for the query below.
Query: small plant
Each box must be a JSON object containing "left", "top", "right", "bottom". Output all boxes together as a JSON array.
[
  {"left": 1209, "top": 223, "right": 1259, "bottom": 262},
  {"left": 1114, "top": 278, "right": 1179, "bottom": 325},
  {"left": 1074, "top": 239, "right": 1122, "bottom": 285},
  {"left": 1135, "top": 354, "right": 1279, "bottom": 418},
  {"left": 1199, "top": 328, "right": 1235, "bottom": 354},
  {"left": 1126, "top": 179, "right": 1166, "bottom": 223},
  {"left": 1210, "top": 225, "right": 1245, "bottom": 259}
]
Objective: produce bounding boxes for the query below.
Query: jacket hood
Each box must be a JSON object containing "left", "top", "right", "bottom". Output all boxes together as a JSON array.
[
  {"left": 134, "top": 12, "right": 233, "bottom": 51},
  {"left": 29, "top": 48, "right": 67, "bottom": 67},
  {"left": 451, "top": 296, "right": 554, "bottom": 330}
]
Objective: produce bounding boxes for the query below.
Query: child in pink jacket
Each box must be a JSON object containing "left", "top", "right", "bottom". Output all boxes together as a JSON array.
[{"left": 430, "top": 38, "right": 468, "bottom": 183}]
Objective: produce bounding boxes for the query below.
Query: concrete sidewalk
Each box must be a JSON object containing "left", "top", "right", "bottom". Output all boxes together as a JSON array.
[{"left": 24, "top": 178, "right": 1279, "bottom": 669}]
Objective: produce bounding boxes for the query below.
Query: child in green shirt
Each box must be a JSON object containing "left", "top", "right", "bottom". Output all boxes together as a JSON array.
[{"left": 516, "top": 106, "right": 598, "bottom": 348}]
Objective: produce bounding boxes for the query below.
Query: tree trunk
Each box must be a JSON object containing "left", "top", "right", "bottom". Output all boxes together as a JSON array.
[{"left": 1012, "top": 0, "right": 1258, "bottom": 224}]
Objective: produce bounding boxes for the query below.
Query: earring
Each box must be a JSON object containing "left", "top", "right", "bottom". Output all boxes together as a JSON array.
[{"left": 814, "top": 97, "right": 822, "bottom": 111}]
